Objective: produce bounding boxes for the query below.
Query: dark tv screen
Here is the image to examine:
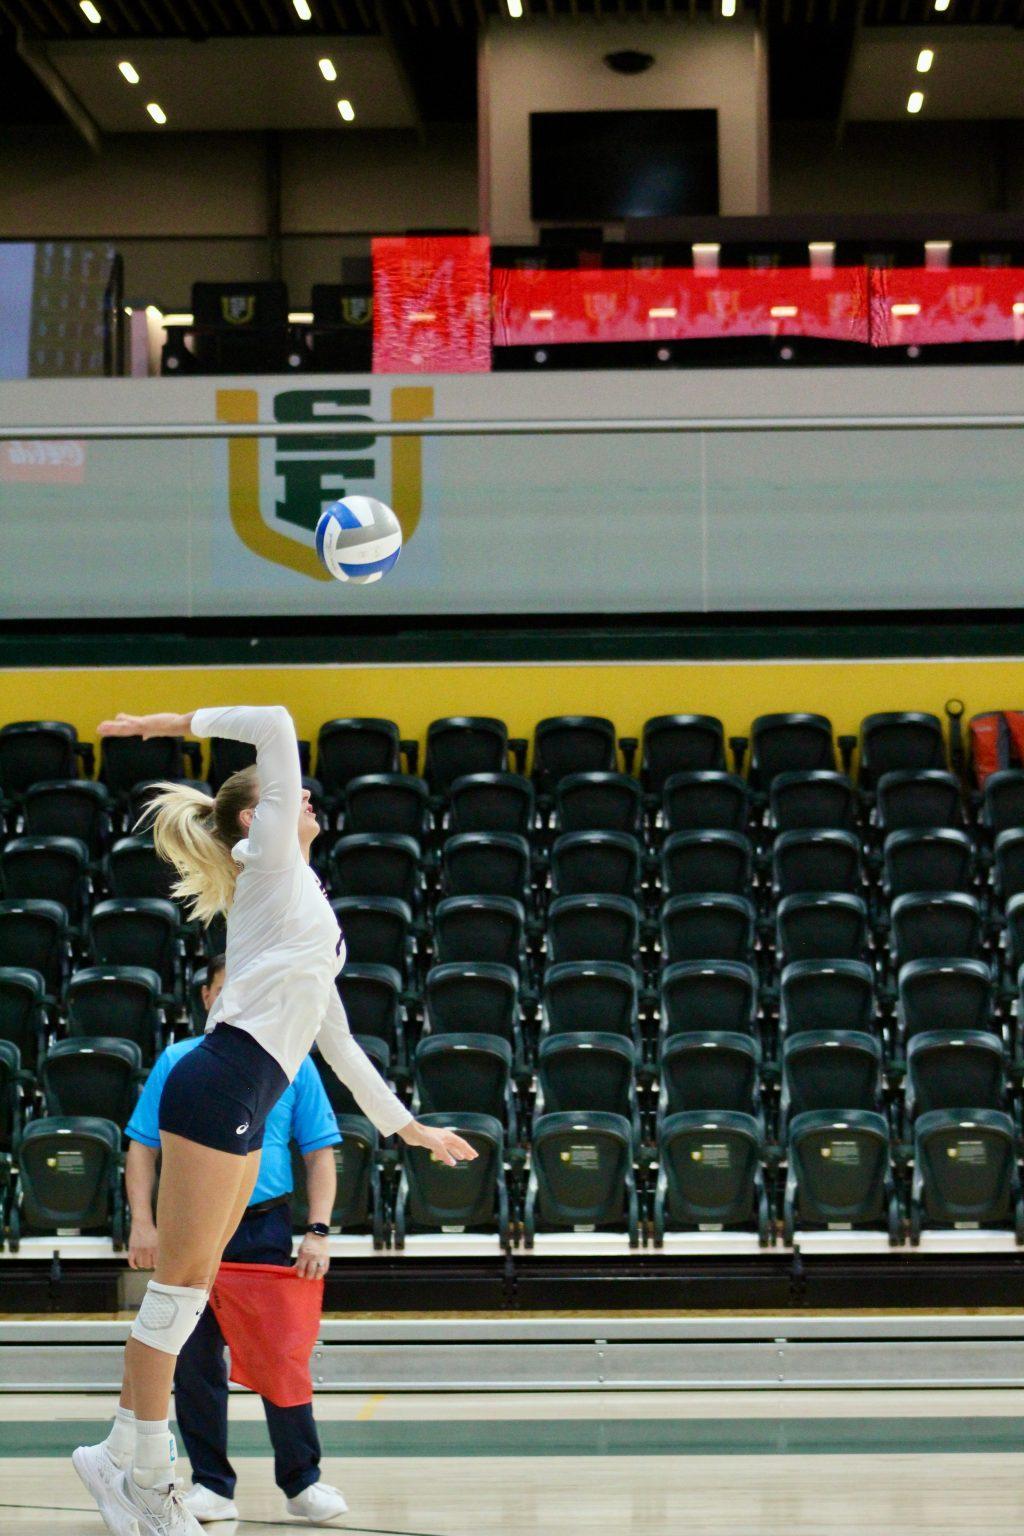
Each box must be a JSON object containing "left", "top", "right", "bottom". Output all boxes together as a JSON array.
[{"left": 530, "top": 109, "right": 719, "bottom": 222}]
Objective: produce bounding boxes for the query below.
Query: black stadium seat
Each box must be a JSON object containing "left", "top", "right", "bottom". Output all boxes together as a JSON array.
[
  {"left": 534, "top": 1032, "right": 639, "bottom": 1136},
  {"left": 0, "top": 721, "right": 90, "bottom": 802},
  {"left": 659, "top": 961, "right": 758, "bottom": 1042},
  {"left": 532, "top": 717, "right": 617, "bottom": 795},
  {"left": 188, "top": 280, "right": 292, "bottom": 374},
  {"left": 329, "top": 834, "right": 422, "bottom": 906},
  {"left": 89, "top": 898, "right": 183, "bottom": 1002},
  {"left": 889, "top": 892, "right": 982, "bottom": 969},
  {"left": 1, "top": 836, "right": 90, "bottom": 925},
  {"left": 342, "top": 775, "right": 430, "bottom": 841},
  {"left": 748, "top": 713, "right": 835, "bottom": 789},
  {"left": 554, "top": 773, "right": 643, "bottom": 836},
  {"left": 424, "top": 963, "right": 523, "bottom": 1063},
  {"left": 641, "top": 715, "right": 727, "bottom": 793},
  {"left": 23, "top": 780, "right": 112, "bottom": 859},
  {"left": 778, "top": 960, "right": 875, "bottom": 1044},
  {"left": 39, "top": 1037, "right": 143, "bottom": 1127},
  {"left": 982, "top": 770, "right": 1024, "bottom": 837},
  {"left": 859, "top": 712, "right": 946, "bottom": 790},
  {"left": 336, "top": 964, "right": 406, "bottom": 1074},
  {"left": 662, "top": 772, "right": 749, "bottom": 834},
  {"left": 771, "top": 830, "right": 861, "bottom": 899},
  {"left": 657, "top": 1031, "right": 761, "bottom": 1119},
  {"left": 448, "top": 773, "right": 535, "bottom": 837},
  {"left": 316, "top": 719, "right": 409, "bottom": 806},
  {"left": 660, "top": 895, "right": 756, "bottom": 966},
  {"left": 424, "top": 718, "right": 511, "bottom": 797},
  {"left": 549, "top": 832, "right": 642, "bottom": 900},
  {"left": 100, "top": 735, "right": 196, "bottom": 800},
  {"left": 882, "top": 828, "right": 974, "bottom": 900},
  {"left": 66, "top": 966, "right": 165, "bottom": 1062},
  {"left": 106, "top": 837, "right": 177, "bottom": 902},
  {"left": 911, "top": 1108, "right": 1023, "bottom": 1243},
  {"left": 904, "top": 1029, "right": 1006, "bottom": 1122},
  {"left": 414, "top": 1033, "right": 516, "bottom": 1135},
  {"left": 875, "top": 770, "right": 964, "bottom": 833},
  {"left": 653, "top": 1111, "right": 770, "bottom": 1244},
  {"left": 784, "top": 1109, "right": 900, "bottom": 1243},
  {"left": 661, "top": 831, "right": 753, "bottom": 898},
  {"left": 331, "top": 897, "right": 414, "bottom": 980},
  {"left": 314, "top": 1036, "right": 393, "bottom": 1117},
  {"left": 769, "top": 772, "right": 858, "bottom": 834},
  {"left": 9, "top": 1115, "right": 125, "bottom": 1248},
  {"left": 0, "top": 900, "right": 70, "bottom": 999},
  {"left": 897, "top": 958, "right": 993, "bottom": 1044},
  {"left": 524, "top": 1111, "right": 639, "bottom": 1246},
  {"left": 440, "top": 833, "right": 532, "bottom": 904},
  {"left": 0, "top": 968, "right": 49, "bottom": 1071},
  {"left": 395, "top": 1112, "right": 511, "bottom": 1247},
  {"left": 541, "top": 962, "right": 641, "bottom": 1049},
  {"left": 547, "top": 895, "right": 640, "bottom": 968},
  {"left": 776, "top": 893, "right": 869, "bottom": 965},
  {"left": 433, "top": 897, "right": 526, "bottom": 972},
  {"left": 778, "top": 1029, "right": 883, "bottom": 1135}
]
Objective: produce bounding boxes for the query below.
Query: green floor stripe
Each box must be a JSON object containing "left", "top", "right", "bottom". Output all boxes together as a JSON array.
[{"left": 4, "top": 1417, "right": 1024, "bottom": 1459}]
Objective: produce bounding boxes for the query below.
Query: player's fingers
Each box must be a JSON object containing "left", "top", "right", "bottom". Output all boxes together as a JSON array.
[{"left": 446, "top": 1134, "right": 478, "bottom": 1161}]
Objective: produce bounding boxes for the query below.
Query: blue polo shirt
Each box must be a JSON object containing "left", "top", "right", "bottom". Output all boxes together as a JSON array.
[{"left": 127, "top": 1039, "right": 340, "bottom": 1205}]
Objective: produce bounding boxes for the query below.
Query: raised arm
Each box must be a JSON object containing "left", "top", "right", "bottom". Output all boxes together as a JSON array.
[
  {"left": 190, "top": 705, "right": 302, "bottom": 865},
  {"left": 100, "top": 705, "right": 302, "bottom": 868}
]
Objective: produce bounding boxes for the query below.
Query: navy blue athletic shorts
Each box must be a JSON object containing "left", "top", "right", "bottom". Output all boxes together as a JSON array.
[{"left": 158, "top": 1024, "right": 289, "bottom": 1155}]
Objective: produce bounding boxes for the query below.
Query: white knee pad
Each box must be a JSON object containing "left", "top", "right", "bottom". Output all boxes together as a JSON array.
[{"left": 130, "top": 1281, "right": 208, "bottom": 1357}]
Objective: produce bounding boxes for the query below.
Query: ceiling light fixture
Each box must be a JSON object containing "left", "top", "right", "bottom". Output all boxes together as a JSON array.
[
  {"left": 507, "top": 0, "right": 524, "bottom": 16},
  {"left": 721, "top": 0, "right": 737, "bottom": 14},
  {"left": 337, "top": 98, "right": 354, "bottom": 121},
  {"left": 907, "top": 90, "right": 924, "bottom": 114},
  {"left": 118, "top": 61, "right": 140, "bottom": 84},
  {"left": 933, "top": 0, "right": 949, "bottom": 10},
  {"left": 318, "top": 58, "right": 337, "bottom": 81},
  {"left": 293, "top": 0, "right": 312, "bottom": 19},
  {"left": 917, "top": 48, "right": 934, "bottom": 72},
  {"left": 80, "top": 1, "right": 102, "bottom": 21},
  {"left": 147, "top": 102, "right": 167, "bottom": 124}
]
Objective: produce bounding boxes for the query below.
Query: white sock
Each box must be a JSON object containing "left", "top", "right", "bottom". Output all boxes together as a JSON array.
[
  {"left": 103, "top": 1405, "right": 135, "bottom": 1465},
  {"left": 132, "top": 1418, "right": 176, "bottom": 1492}
]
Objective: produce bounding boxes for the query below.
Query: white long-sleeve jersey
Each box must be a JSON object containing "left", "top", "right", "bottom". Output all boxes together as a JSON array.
[{"left": 190, "top": 704, "right": 412, "bottom": 1138}]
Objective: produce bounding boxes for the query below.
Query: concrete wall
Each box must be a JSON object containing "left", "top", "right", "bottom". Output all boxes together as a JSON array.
[
  {"left": 0, "top": 125, "right": 479, "bottom": 310},
  {"left": 480, "top": 17, "right": 771, "bottom": 241}
]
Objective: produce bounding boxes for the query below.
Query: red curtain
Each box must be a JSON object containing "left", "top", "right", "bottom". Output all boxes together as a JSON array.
[
  {"left": 373, "top": 235, "right": 492, "bottom": 373},
  {"left": 870, "top": 265, "right": 1024, "bottom": 346},
  {"left": 492, "top": 266, "right": 870, "bottom": 347},
  {"left": 208, "top": 1262, "right": 323, "bottom": 1408}
]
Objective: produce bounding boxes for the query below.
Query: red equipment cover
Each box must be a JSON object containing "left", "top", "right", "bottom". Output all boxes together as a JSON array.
[
  {"left": 492, "top": 265, "right": 870, "bottom": 348},
  {"left": 870, "top": 266, "right": 1024, "bottom": 347},
  {"left": 208, "top": 1262, "right": 323, "bottom": 1408},
  {"left": 969, "top": 712, "right": 1024, "bottom": 787},
  {"left": 373, "top": 235, "right": 491, "bottom": 373}
]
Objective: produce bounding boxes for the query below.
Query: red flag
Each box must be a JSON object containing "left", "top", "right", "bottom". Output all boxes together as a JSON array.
[{"left": 208, "top": 1262, "right": 323, "bottom": 1408}]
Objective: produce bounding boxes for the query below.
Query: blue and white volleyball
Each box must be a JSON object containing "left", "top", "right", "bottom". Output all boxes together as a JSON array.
[{"left": 315, "top": 496, "right": 403, "bottom": 584}]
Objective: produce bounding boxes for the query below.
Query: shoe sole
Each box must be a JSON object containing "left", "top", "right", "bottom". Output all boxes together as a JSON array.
[
  {"left": 187, "top": 1503, "right": 240, "bottom": 1524},
  {"left": 72, "top": 1448, "right": 139, "bottom": 1536}
]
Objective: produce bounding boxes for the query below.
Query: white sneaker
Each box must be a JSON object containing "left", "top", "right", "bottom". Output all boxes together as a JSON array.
[
  {"left": 181, "top": 1485, "right": 240, "bottom": 1524},
  {"left": 111, "top": 1470, "right": 206, "bottom": 1536},
  {"left": 72, "top": 1441, "right": 137, "bottom": 1536},
  {"left": 285, "top": 1481, "right": 349, "bottom": 1523}
]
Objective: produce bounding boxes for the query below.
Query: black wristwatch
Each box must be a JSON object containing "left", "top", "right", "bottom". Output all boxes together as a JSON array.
[{"left": 305, "top": 1222, "right": 330, "bottom": 1238}]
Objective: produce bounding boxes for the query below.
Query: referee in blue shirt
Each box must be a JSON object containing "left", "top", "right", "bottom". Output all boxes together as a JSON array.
[{"left": 125, "top": 955, "right": 348, "bottom": 1526}]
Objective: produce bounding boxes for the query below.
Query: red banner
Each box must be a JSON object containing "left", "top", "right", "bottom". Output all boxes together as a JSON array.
[
  {"left": 209, "top": 1262, "right": 323, "bottom": 1408},
  {"left": 870, "top": 265, "right": 1024, "bottom": 346},
  {"left": 373, "top": 235, "right": 491, "bottom": 374},
  {"left": 492, "top": 266, "right": 870, "bottom": 348}
]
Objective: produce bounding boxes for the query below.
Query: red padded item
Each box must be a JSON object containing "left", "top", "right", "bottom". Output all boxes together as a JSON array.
[{"left": 209, "top": 1262, "right": 323, "bottom": 1407}]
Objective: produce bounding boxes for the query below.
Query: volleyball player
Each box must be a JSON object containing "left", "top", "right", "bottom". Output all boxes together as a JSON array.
[{"left": 73, "top": 705, "right": 476, "bottom": 1536}]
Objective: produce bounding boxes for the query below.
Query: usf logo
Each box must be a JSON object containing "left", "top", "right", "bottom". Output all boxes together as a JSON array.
[
  {"left": 221, "top": 294, "right": 256, "bottom": 325},
  {"left": 216, "top": 385, "right": 433, "bottom": 580}
]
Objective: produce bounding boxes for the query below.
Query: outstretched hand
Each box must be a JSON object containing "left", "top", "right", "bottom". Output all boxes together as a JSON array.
[
  {"left": 398, "top": 1121, "right": 479, "bottom": 1168},
  {"left": 97, "top": 711, "right": 191, "bottom": 740}
]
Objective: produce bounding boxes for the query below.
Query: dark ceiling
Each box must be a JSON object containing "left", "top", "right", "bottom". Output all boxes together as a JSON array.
[{"left": 0, "top": 0, "right": 1021, "bottom": 129}]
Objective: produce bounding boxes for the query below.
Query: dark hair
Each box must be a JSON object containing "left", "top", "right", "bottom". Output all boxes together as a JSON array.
[{"left": 206, "top": 953, "right": 227, "bottom": 988}]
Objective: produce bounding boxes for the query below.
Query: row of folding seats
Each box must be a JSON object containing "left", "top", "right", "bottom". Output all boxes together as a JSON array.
[
  {"left": 0, "top": 708, "right": 975, "bottom": 813},
  {"left": 6, "top": 1100, "right": 1022, "bottom": 1251}
]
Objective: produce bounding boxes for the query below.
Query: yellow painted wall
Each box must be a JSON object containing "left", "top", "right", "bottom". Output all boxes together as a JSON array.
[{"left": 1, "top": 657, "right": 1020, "bottom": 770}]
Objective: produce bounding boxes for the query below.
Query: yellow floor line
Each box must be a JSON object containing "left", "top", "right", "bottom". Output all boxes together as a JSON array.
[{"left": 355, "top": 1393, "right": 386, "bottom": 1422}]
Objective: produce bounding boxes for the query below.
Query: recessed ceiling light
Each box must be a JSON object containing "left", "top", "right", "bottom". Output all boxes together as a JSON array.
[
  {"left": 933, "top": 0, "right": 949, "bottom": 10},
  {"left": 80, "top": 1, "right": 102, "bottom": 22},
  {"left": 147, "top": 102, "right": 167, "bottom": 124},
  {"left": 917, "top": 48, "right": 934, "bottom": 72},
  {"left": 337, "top": 98, "right": 354, "bottom": 121},
  {"left": 118, "top": 61, "right": 140, "bottom": 84},
  {"left": 318, "top": 58, "right": 337, "bottom": 81},
  {"left": 721, "top": 0, "right": 736, "bottom": 14},
  {"left": 507, "top": 0, "right": 523, "bottom": 15},
  {"left": 907, "top": 90, "right": 924, "bottom": 114},
  {"left": 293, "top": 0, "right": 312, "bottom": 18}
]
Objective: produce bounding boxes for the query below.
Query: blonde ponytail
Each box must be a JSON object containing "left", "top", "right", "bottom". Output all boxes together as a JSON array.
[{"left": 142, "top": 772, "right": 256, "bottom": 926}]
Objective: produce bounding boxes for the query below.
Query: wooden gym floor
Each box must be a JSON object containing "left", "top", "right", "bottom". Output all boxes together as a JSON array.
[{"left": 4, "top": 1385, "right": 1024, "bottom": 1535}]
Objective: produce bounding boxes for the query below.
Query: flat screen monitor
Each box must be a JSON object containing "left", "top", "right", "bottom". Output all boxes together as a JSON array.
[{"left": 529, "top": 109, "right": 719, "bottom": 222}]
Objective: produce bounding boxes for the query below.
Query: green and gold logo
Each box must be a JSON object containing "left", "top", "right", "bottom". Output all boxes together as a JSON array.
[{"left": 216, "top": 385, "right": 433, "bottom": 579}]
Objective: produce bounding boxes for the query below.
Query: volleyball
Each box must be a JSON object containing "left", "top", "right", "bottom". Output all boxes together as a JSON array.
[{"left": 315, "top": 496, "right": 403, "bottom": 584}]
